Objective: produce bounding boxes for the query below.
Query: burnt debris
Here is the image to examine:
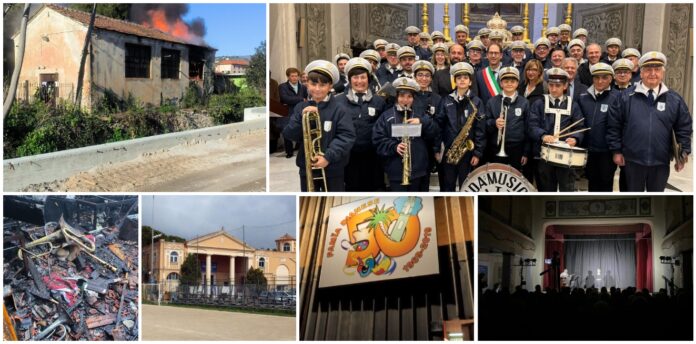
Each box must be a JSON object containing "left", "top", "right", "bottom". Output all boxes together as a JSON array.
[{"left": 3, "top": 195, "right": 139, "bottom": 341}]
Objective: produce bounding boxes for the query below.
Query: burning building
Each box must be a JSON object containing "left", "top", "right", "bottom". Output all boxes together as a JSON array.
[{"left": 11, "top": 4, "right": 216, "bottom": 110}]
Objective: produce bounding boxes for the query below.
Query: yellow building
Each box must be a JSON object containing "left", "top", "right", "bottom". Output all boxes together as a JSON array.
[{"left": 144, "top": 229, "right": 296, "bottom": 291}]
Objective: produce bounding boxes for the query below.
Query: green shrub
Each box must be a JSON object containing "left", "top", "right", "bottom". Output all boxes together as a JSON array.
[{"left": 181, "top": 82, "right": 203, "bottom": 108}]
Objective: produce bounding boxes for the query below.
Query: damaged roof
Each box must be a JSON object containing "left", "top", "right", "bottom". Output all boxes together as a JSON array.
[{"left": 44, "top": 4, "right": 214, "bottom": 49}]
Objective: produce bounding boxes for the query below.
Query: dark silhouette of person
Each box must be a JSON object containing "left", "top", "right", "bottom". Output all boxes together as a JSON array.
[
  {"left": 604, "top": 270, "right": 616, "bottom": 288},
  {"left": 585, "top": 270, "right": 595, "bottom": 288}
]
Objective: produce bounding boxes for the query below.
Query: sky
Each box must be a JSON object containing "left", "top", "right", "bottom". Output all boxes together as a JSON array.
[
  {"left": 141, "top": 195, "right": 296, "bottom": 250},
  {"left": 184, "top": 3, "right": 265, "bottom": 56}
]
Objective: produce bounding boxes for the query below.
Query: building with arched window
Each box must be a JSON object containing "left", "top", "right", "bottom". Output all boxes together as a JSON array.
[{"left": 144, "top": 230, "right": 297, "bottom": 291}]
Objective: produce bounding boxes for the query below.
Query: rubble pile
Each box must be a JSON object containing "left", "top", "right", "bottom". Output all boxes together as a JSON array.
[{"left": 3, "top": 196, "right": 138, "bottom": 341}]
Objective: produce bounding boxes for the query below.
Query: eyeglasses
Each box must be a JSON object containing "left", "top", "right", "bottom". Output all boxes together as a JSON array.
[{"left": 615, "top": 70, "right": 631, "bottom": 75}]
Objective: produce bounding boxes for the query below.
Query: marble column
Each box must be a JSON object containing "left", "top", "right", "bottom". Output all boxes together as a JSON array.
[{"left": 206, "top": 254, "right": 212, "bottom": 295}]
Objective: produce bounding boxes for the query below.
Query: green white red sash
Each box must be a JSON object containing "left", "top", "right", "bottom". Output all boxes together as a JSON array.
[{"left": 482, "top": 67, "right": 501, "bottom": 97}]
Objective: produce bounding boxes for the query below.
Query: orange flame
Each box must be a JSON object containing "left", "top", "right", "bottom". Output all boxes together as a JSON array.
[{"left": 142, "top": 9, "right": 201, "bottom": 44}]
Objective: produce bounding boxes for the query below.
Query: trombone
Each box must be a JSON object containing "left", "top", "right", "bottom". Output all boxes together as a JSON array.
[
  {"left": 302, "top": 110, "right": 328, "bottom": 192},
  {"left": 496, "top": 98, "right": 509, "bottom": 157}
]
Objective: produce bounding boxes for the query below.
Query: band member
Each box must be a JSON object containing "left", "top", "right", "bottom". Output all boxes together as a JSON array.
[
  {"left": 621, "top": 48, "right": 642, "bottom": 83},
  {"left": 602, "top": 38, "right": 622, "bottom": 64},
  {"left": 568, "top": 39, "right": 586, "bottom": 65},
  {"left": 475, "top": 42, "right": 505, "bottom": 105},
  {"left": 454, "top": 25, "right": 469, "bottom": 47},
  {"left": 418, "top": 32, "right": 433, "bottom": 61},
  {"left": 485, "top": 67, "right": 530, "bottom": 172},
  {"left": 557, "top": 24, "right": 572, "bottom": 53},
  {"left": 546, "top": 27, "right": 560, "bottom": 47},
  {"left": 405, "top": 25, "right": 430, "bottom": 61},
  {"left": 278, "top": 67, "right": 308, "bottom": 158},
  {"left": 358, "top": 49, "right": 383, "bottom": 93},
  {"left": 373, "top": 38, "right": 389, "bottom": 65},
  {"left": 431, "top": 31, "right": 446, "bottom": 45},
  {"left": 397, "top": 46, "right": 417, "bottom": 78},
  {"left": 608, "top": 51, "right": 692, "bottom": 191},
  {"left": 573, "top": 28, "right": 588, "bottom": 46},
  {"left": 373, "top": 77, "right": 438, "bottom": 191},
  {"left": 478, "top": 27, "right": 491, "bottom": 51},
  {"left": 508, "top": 28, "right": 532, "bottom": 58},
  {"left": 283, "top": 60, "right": 356, "bottom": 191},
  {"left": 528, "top": 68, "right": 585, "bottom": 191},
  {"left": 413, "top": 60, "right": 442, "bottom": 177},
  {"left": 431, "top": 43, "right": 450, "bottom": 71},
  {"left": 577, "top": 63, "right": 620, "bottom": 191},
  {"left": 532, "top": 37, "right": 553, "bottom": 70},
  {"left": 466, "top": 40, "right": 486, "bottom": 72},
  {"left": 435, "top": 62, "right": 486, "bottom": 191},
  {"left": 509, "top": 41, "right": 529, "bottom": 81},
  {"left": 376, "top": 43, "right": 402, "bottom": 85},
  {"left": 612, "top": 59, "right": 635, "bottom": 91},
  {"left": 336, "top": 57, "right": 387, "bottom": 191},
  {"left": 332, "top": 53, "right": 350, "bottom": 94}
]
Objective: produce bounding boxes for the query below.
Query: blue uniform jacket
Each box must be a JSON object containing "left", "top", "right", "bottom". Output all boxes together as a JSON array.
[
  {"left": 576, "top": 87, "right": 621, "bottom": 152},
  {"left": 485, "top": 94, "right": 532, "bottom": 155},
  {"left": 435, "top": 92, "right": 487, "bottom": 158},
  {"left": 282, "top": 96, "right": 356, "bottom": 177},
  {"left": 372, "top": 106, "right": 438, "bottom": 180},
  {"left": 528, "top": 96, "right": 585, "bottom": 158},
  {"left": 414, "top": 90, "right": 442, "bottom": 118},
  {"left": 376, "top": 63, "right": 400, "bottom": 85},
  {"left": 335, "top": 89, "right": 387, "bottom": 152},
  {"left": 607, "top": 83, "right": 692, "bottom": 166}
]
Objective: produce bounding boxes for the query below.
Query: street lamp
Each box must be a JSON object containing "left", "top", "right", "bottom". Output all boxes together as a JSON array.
[{"left": 150, "top": 233, "right": 163, "bottom": 283}]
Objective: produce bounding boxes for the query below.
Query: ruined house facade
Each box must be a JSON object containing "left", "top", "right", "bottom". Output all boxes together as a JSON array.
[
  {"left": 13, "top": 5, "right": 216, "bottom": 109},
  {"left": 144, "top": 230, "right": 297, "bottom": 291}
]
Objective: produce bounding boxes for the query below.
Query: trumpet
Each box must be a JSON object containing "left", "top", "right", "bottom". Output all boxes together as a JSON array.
[
  {"left": 401, "top": 108, "right": 411, "bottom": 186},
  {"left": 302, "top": 110, "right": 328, "bottom": 192},
  {"left": 496, "top": 98, "right": 510, "bottom": 157}
]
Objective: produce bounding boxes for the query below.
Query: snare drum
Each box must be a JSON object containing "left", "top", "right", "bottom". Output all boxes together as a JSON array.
[{"left": 541, "top": 142, "right": 588, "bottom": 168}]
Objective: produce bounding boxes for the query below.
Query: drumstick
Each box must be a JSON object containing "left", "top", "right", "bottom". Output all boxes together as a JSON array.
[
  {"left": 557, "top": 127, "right": 591, "bottom": 139},
  {"left": 557, "top": 118, "right": 585, "bottom": 136}
]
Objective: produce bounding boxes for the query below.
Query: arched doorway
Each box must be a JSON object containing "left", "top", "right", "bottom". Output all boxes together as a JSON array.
[{"left": 275, "top": 264, "right": 289, "bottom": 291}]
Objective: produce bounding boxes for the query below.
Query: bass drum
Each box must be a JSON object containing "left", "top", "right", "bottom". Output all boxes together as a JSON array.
[
  {"left": 541, "top": 142, "right": 588, "bottom": 168},
  {"left": 461, "top": 163, "right": 536, "bottom": 192}
]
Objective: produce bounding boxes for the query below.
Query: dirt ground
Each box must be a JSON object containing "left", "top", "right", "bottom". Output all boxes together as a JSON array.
[
  {"left": 20, "top": 129, "right": 266, "bottom": 192},
  {"left": 141, "top": 304, "right": 296, "bottom": 341}
]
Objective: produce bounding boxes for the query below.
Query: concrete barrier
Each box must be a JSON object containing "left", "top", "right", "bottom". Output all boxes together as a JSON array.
[
  {"left": 244, "top": 106, "right": 266, "bottom": 121},
  {"left": 4, "top": 115, "right": 266, "bottom": 191}
]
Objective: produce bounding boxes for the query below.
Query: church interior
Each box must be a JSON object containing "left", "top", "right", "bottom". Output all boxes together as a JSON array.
[{"left": 478, "top": 195, "right": 693, "bottom": 340}]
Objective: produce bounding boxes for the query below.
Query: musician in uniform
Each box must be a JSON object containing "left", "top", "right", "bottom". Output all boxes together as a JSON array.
[
  {"left": 546, "top": 27, "right": 561, "bottom": 48},
  {"left": 532, "top": 37, "right": 553, "bottom": 70},
  {"left": 454, "top": 25, "right": 469, "bottom": 47},
  {"left": 283, "top": 60, "right": 356, "bottom": 191},
  {"left": 336, "top": 57, "right": 387, "bottom": 191},
  {"left": 358, "top": 49, "right": 383, "bottom": 94},
  {"left": 608, "top": 51, "right": 692, "bottom": 191},
  {"left": 509, "top": 41, "right": 530, "bottom": 83},
  {"left": 413, "top": 60, "right": 442, "bottom": 179},
  {"left": 509, "top": 26, "right": 533, "bottom": 59},
  {"left": 397, "top": 46, "right": 417, "bottom": 78},
  {"left": 374, "top": 38, "right": 389, "bottom": 65},
  {"left": 373, "top": 77, "right": 438, "bottom": 191},
  {"left": 621, "top": 48, "right": 642, "bottom": 83},
  {"left": 376, "top": 43, "right": 402, "bottom": 85},
  {"left": 405, "top": 26, "right": 430, "bottom": 61},
  {"left": 573, "top": 28, "right": 588, "bottom": 46},
  {"left": 601, "top": 38, "right": 622, "bottom": 64},
  {"left": 528, "top": 68, "right": 585, "bottom": 191},
  {"left": 431, "top": 31, "right": 446, "bottom": 45},
  {"left": 485, "top": 67, "right": 530, "bottom": 172},
  {"left": 435, "top": 62, "right": 487, "bottom": 191},
  {"left": 612, "top": 58, "right": 635, "bottom": 91},
  {"left": 466, "top": 40, "right": 486, "bottom": 73},
  {"left": 478, "top": 28, "right": 491, "bottom": 52},
  {"left": 568, "top": 39, "right": 586, "bottom": 65},
  {"left": 418, "top": 32, "right": 433, "bottom": 61},
  {"left": 557, "top": 24, "right": 572, "bottom": 53},
  {"left": 577, "top": 63, "right": 621, "bottom": 191},
  {"left": 332, "top": 53, "right": 350, "bottom": 94}
]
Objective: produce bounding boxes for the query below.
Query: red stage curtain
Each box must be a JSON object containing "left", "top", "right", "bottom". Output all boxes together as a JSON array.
[{"left": 635, "top": 226, "right": 653, "bottom": 291}]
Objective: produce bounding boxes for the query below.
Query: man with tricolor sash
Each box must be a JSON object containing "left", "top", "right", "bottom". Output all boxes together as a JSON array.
[{"left": 474, "top": 42, "right": 506, "bottom": 106}]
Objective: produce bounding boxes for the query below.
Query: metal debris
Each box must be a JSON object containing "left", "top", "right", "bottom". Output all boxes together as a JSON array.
[{"left": 3, "top": 195, "right": 139, "bottom": 341}]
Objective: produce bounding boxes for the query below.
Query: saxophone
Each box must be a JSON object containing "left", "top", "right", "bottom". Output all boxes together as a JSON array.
[{"left": 445, "top": 98, "right": 478, "bottom": 165}]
